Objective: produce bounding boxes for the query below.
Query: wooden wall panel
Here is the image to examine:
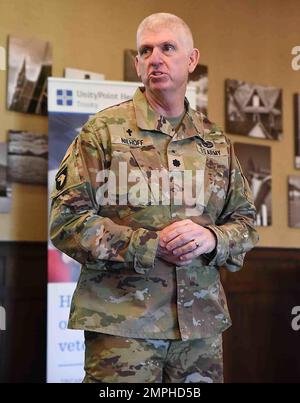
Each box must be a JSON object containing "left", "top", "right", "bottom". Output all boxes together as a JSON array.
[
  {"left": 0, "top": 242, "right": 47, "bottom": 383},
  {"left": 222, "top": 248, "right": 300, "bottom": 383}
]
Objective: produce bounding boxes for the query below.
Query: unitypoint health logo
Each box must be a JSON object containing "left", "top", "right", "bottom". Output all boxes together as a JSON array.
[
  {"left": 56, "top": 89, "right": 73, "bottom": 106},
  {"left": 291, "top": 46, "right": 300, "bottom": 71},
  {"left": 0, "top": 305, "right": 6, "bottom": 331}
]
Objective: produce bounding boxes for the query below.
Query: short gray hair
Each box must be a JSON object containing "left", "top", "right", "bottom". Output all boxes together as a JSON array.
[{"left": 136, "top": 13, "right": 194, "bottom": 52}]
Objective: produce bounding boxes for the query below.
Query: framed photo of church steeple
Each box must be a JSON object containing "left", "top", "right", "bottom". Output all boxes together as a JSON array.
[
  {"left": 225, "top": 79, "right": 282, "bottom": 140},
  {"left": 288, "top": 175, "right": 300, "bottom": 228},
  {"left": 7, "top": 35, "right": 52, "bottom": 115}
]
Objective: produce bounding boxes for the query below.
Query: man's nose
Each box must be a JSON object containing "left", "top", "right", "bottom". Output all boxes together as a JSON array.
[{"left": 149, "top": 47, "right": 162, "bottom": 66}]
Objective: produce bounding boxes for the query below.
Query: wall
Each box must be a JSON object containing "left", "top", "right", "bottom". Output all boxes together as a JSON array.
[{"left": 0, "top": 0, "right": 299, "bottom": 246}]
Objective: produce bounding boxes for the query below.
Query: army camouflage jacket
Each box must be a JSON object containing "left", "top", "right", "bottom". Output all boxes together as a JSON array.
[{"left": 50, "top": 88, "right": 258, "bottom": 340}]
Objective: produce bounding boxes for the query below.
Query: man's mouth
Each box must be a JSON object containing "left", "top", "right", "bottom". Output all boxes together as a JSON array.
[{"left": 149, "top": 71, "right": 166, "bottom": 77}]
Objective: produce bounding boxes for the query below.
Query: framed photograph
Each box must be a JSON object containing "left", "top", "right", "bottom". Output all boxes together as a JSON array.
[
  {"left": 7, "top": 130, "right": 48, "bottom": 185},
  {"left": 226, "top": 79, "right": 282, "bottom": 140},
  {"left": 187, "top": 64, "right": 208, "bottom": 115},
  {"left": 0, "top": 143, "right": 7, "bottom": 198},
  {"left": 234, "top": 142, "right": 272, "bottom": 226},
  {"left": 294, "top": 94, "right": 300, "bottom": 168},
  {"left": 0, "top": 142, "right": 12, "bottom": 213},
  {"left": 7, "top": 35, "right": 52, "bottom": 115},
  {"left": 288, "top": 176, "right": 300, "bottom": 228},
  {"left": 123, "top": 49, "right": 140, "bottom": 82}
]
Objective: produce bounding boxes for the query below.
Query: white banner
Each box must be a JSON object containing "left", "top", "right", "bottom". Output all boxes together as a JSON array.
[
  {"left": 48, "top": 77, "right": 196, "bottom": 114},
  {"left": 47, "top": 283, "right": 84, "bottom": 383}
]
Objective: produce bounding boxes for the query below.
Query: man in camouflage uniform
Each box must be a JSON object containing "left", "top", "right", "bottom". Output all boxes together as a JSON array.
[{"left": 49, "top": 13, "right": 258, "bottom": 383}]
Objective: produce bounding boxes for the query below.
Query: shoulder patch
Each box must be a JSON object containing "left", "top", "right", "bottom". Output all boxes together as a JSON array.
[{"left": 56, "top": 166, "right": 68, "bottom": 191}]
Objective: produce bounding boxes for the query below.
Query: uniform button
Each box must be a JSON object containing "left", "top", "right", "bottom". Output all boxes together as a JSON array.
[{"left": 173, "top": 159, "right": 181, "bottom": 167}]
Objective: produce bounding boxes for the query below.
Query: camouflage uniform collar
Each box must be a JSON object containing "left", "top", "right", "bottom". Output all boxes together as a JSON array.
[{"left": 133, "top": 87, "right": 206, "bottom": 140}]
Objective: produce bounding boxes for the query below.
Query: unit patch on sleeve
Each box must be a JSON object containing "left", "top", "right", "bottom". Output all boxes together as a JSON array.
[{"left": 55, "top": 166, "right": 68, "bottom": 191}]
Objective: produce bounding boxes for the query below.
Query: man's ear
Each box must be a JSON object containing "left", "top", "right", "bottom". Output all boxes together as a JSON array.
[
  {"left": 135, "top": 55, "right": 141, "bottom": 77},
  {"left": 188, "top": 48, "right": 200, "bottom": 73}
]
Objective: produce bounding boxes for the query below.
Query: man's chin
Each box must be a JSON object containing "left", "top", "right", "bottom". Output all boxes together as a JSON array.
[{"left": 148, "top": 81, "right": 173, "bottom": 92}]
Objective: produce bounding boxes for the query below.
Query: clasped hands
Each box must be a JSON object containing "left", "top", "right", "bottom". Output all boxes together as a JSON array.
[{"left": 156, "top": 219, "right": 216, "bottom": 266}]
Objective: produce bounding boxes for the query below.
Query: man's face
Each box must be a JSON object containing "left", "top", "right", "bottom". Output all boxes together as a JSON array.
[{"left": 135, "top": 27, "right": 197, "bottom": 94}]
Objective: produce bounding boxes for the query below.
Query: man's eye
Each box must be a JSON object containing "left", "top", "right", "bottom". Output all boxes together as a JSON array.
[
  {"left": 163, "top": 44, "right": 175, "bottom": 52},
  {"left": 140, "top": 48, "right": 151, "bottom": 56}
]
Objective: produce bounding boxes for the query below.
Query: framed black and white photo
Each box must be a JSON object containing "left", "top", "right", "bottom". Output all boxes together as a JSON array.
[
  {"left": 0, "top": 142, "right": 12, "bottom": 213},
  {"left": 124, "top": 49, "right": 140, "bottom": 82},
  {"left": 187, "top": 64, "right": 208, "bottom": 116},
  {"left": 7, "top": 130, "right": 48, "bottom": 185},
  {"left": 7, "top": 35, "right": 52, "bottom": 115},
  {"left": 288, "top": 175, "right": 300, "bottom": 228},
  {"left": 226, "top": 79, "right": 282, "bottom": 140},
  {"left": 234, "top": 142, "right": 272, "bottom": 226}
]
